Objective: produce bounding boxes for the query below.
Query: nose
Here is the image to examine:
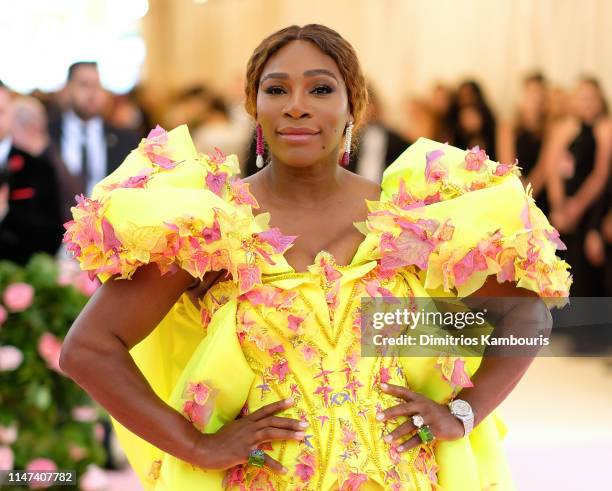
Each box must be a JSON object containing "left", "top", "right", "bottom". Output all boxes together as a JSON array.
[{"left": 283, "top": 90, "right": 311, "bottom": 119}]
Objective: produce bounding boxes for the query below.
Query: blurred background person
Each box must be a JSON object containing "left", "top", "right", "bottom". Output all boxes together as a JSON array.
[
  {"left": 546, "top": 77, "right": 612, "bottom": 299},
  {"left": 546, "top": 85, "right": 571, "bottom": 127},
  {"left": 404, "top": 96, "right": 436, "bottom": 143},
  {"left": 0, "top": 81, "right": 63, "bottom": 264},
  {"left": 48, "top": 62, "right": 140, "bottom": 215},
  {"left": 348, "top": 84, "right": 409, "bottom": 183},
  {"left": 452, "top": 79, "right": 497, "bottom": 159},
  {"left": 162, "top": 85, "right": 213, "bottom": 129},
  {"left": 106, "top": 90, "right": 149, "bottom": 137},
  {"left": 429, "top": 83, "right": 456, "bottom": 143},
  {"left": 193, "top": 93, "right": 251, "bottom": 164},
  {"left": 11, "top": 95, "right": 76, "bottom": 224},
  {"left": 498, "top": 72, "right": 550, "bottom": 216}
]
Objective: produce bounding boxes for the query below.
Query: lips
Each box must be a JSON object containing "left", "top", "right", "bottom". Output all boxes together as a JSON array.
[
  {"left": 278, "top": 127, "right": 319, "bottom": 134},
  {"left": 277, "top": 127, "right": 320, "bottom": 143}
]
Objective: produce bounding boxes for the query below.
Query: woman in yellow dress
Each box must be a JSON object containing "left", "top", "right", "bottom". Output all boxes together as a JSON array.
[{"left": 60, "top": 25, "right": 571, "bottom": 490}]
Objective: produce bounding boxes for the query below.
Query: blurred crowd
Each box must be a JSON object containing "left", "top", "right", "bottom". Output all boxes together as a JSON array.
[{"left": 0, "top": 63, "right": 611, "bottom": 307}]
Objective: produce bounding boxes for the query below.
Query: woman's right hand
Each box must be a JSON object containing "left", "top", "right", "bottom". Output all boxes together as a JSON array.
[{"left": 192, "top": 397, "right": 306, "bottom": 474}]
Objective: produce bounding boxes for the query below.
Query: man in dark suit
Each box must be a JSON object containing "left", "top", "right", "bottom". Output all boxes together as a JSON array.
[
  {"left": 0, "top": 81, "right": 63, "bottom": 264},
  {"left": 48, "top": 61, "right": 140, "bottom": 220}
]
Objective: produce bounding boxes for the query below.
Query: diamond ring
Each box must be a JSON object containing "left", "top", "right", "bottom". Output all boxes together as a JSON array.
[{"left": 412, "top": 414, "right": 425, "bottom": 428}]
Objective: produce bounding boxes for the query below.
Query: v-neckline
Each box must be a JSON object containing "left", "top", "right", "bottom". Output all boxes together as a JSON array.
[{"left": 253, "top": 195, "right": 380, "bottom": 275}]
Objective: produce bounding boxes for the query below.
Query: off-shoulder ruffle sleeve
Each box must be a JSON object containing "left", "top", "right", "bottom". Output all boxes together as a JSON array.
[
  {"left": 365, "top": 138, "right": 572, "bottom": 307},
  {"left": 62, "top": 125, "right": 296, "bottom": 293}
]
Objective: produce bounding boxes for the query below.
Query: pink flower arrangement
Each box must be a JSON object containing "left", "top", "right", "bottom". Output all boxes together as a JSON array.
[
  {"left": 0, "top": 446, "right": 14, "bottom": 470},
  {"left": 71, "top": 406, "right": 98, "bottom": 423},
  {"left": 0, "top": 345, "right": 23, "bottom": 371},
  {"left": 3, "top": 282, "right": 34, "bottom": 312},
  {"left": 93, "top": 423, "right": 105, "bottom": 443},
  {"left": 0, "top": 422, "right": 17, "bottom": 445},
  {"left": 25, "top": 458, "right": 57, "bottom": 488},
  {"left": 79, "top": 464, "right": 109, "bottom": 491},
  {"left": 68, "top": 443, "right": 88, "bottom": 461},
  {"left": 37, "top": 332, "right": 65, "bottom": 375}
]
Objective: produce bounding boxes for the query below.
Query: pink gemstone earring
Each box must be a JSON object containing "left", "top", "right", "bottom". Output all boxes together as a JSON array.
[
  {"left": 340, "top": 121, "right": 353, "bottom": 167},
  {"left": 256, "top": 123, "right": 265, "bottom": 169}
]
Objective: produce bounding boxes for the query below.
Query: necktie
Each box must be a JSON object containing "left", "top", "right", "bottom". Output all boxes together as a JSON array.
[{"left": 80, "top": 123, "right": 90, "bottom": 194}]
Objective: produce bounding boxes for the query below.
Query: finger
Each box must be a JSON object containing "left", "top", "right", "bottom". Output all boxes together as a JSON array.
[
  {"left": 248, "top": 398, "right": 294, "bottom": 421},
  {"left": 252, "top": 427, "right": 305, "bottom": 444},
  {"left": 377, "top": 401, "right": 422, "bottom": 422},
  {"left": 397, "top": 434, "right": 423, "bottom": 452},
  {"left": 380, "top": 383, "right": 417, "bottom": 401},
  {"left": 263, "top": 454, "right": 288, "bottom": 475},
  {"left": 256, "top": 416, "right": 308, "bottom": 431},
  {"left": 384, "top": 421, "right": 417, "bottom": 443}
]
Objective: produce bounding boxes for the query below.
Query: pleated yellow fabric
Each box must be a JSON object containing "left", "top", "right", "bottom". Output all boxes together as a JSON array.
[{"left": 65, "top": 126, "right": 571, "bottom": 490}]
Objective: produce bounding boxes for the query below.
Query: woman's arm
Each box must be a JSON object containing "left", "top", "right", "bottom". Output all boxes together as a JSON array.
[
  {"left": 544, "top": 119, "right": 572, "bottom": 212},
  {"left": 59, "top": 264, "right": 304, "bottom": 472},
  {"left": 496, "top": 121, "right": 516, "bottom": 167},
  {"left": 563, "top": 118, "right": 612, "bottom": 224},
  {"left": 379, "top": 277, "right": 552, "bottom": 450},
  {"left": 59, "top": 264, "right": 204, "bottom": 464},
  {"left": 449, "top": 277, "right": 550, "bottom": 427}
]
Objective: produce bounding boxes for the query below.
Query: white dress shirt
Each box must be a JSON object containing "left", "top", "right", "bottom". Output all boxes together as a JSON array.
[
  {"left": 0, "top": 136, "right": 12, "bottom": 169},
  {"left": 61, "top": 111, "right": 107, "bottom": 196}
]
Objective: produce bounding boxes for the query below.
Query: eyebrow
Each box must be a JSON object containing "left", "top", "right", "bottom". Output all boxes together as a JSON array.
[{"left": 260, "top": 69, "right": 339, "bottom": 84}]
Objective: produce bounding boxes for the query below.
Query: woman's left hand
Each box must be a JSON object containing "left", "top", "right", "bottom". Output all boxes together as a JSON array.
[{"left": 377, "top": 383, "right": 465, "bottom": 452}]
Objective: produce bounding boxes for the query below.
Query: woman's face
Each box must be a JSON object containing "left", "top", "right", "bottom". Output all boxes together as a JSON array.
[
  {"left": 256, "top": 40, "right": 352, "bottom": 168},
  {"left": 459, "top": 106, "right": 483, "bottom": 134},
  {"left": 572, "top": 81, "right": 604, "bottom": 123},
  {"left": 521, "top": 80, "right": 546, "bottom": 114}
]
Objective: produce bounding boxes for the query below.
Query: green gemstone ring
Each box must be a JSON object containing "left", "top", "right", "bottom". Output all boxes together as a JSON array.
[
  {"left": 247, "top": 449, "right": 265, "bottom": 467},
  {"left": 417, "top": 424, "right": 435, "bottom": 444}
]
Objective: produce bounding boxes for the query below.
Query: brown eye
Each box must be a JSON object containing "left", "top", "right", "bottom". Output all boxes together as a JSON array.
[
  {"left": 264, "top": 86, "right": 286, "bottom": 95},
  {"left": 312, "top": 85, "right": 334, "bottom": 95}
]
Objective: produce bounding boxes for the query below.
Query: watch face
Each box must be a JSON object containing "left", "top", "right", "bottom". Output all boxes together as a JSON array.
[{"left": 451, "top": 400, "right": 471, "bottom": 417}]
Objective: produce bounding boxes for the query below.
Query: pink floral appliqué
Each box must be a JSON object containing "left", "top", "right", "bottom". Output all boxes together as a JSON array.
[
  {"left": 464, "top": 145, "right": 489, "bottom": 171},
  {"left": 182, "top": 380, "right": 217, "bottom": 431},
  {"left": 425, "top": 148, "right": 448, "bottom": 183}
]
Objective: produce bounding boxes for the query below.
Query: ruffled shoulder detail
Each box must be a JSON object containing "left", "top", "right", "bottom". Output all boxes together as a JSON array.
[
  {"left": 365, "top": 138, "right": 572, "bottom": 307},
  {"left": 63, "top": 125, "right": 297, "bottom": 293}
]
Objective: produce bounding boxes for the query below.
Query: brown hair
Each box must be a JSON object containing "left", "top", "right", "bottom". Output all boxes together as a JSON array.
[{"left": 245, "top": 24, "right": 368, "bottom": 131}]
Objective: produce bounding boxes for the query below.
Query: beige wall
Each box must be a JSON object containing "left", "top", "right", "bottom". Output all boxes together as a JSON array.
[{"left": 142, "top": 0, "right": 612, "bottom": 130}]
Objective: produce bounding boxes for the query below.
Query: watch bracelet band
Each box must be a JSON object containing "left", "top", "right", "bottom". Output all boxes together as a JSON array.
[{"left": 448, "top": 399, "right": 474, "bottom": 436}]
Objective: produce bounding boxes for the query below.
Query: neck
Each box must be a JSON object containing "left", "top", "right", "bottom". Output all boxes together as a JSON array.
[
  {"left": 71, "top": 109, "right": 97, "bottom": 122},
  {"left": 262, "top": 153, "right": 345, "bottom": 208},
  {"left": 520, "top": 110, "right": 543, "bottom": 131}
]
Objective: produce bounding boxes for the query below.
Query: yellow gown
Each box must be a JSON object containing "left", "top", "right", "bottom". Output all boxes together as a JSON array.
[{"left": 64, "top": 125, "right": 571, "bottom": 491}]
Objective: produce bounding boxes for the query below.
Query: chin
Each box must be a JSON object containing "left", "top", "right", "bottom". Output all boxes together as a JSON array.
[{"left": 277, "top": 149, "right": 331, "bottom": 168}]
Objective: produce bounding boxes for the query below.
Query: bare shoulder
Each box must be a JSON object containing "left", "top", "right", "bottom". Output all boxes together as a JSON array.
[
  {"left": 340, "top": 169, "right": 382, "bottom": 201},
  {"left": 594, "top": 116, "right": 612, "bottom": 141}
]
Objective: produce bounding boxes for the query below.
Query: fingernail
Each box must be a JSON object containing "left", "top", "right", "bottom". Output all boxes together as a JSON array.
[
  {"left": 281, "top": 467, "right": 288, "bottom": 474},
  {"left": 376, "top": 413, "right": 384, "bottom": 421},
  {"left": 295, "top": 431, "right": 305, "bottom": 438},
  {"left": 397, "top": 445, "right": 404, "bottom": 452},
  {"left": 380, "top": 383, "right": 388, "bottom": 390},
  {"left": 299, "top": 421, "right": 309, "bottom": 428},
  {"left": 285, "top": 397, "right": 294, "bottom": 404},
  {"left": 384, "top": 434, "right": 392, "bottom": 443}
]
